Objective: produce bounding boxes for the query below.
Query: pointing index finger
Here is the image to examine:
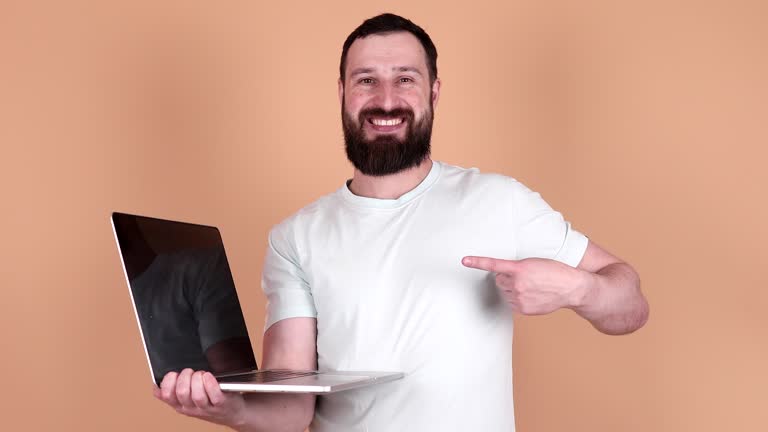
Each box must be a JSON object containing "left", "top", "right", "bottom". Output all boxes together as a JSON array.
[{"left": 462, "top": 256, "right": 512, "bottom": 273}]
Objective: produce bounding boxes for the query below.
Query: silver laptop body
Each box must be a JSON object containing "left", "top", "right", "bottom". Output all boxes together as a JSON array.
[{"left": 111, "top": 212, "right": 403, "bottom": 393}]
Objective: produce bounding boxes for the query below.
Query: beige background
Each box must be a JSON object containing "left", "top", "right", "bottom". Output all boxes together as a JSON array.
[{"left": 1, "top": 0, "right": 766, "bottom": 431}]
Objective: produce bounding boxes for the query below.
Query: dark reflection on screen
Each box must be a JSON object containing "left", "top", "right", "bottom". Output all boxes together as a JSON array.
[{"left": 113, "top": 213, "right": 257, "bottom": 384}]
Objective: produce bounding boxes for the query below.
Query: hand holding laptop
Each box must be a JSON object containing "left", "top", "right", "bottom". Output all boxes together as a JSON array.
[
  {"left": 153, "top": 366, "right": 321, "bottom": 430},
  {"left": 151, "top": 317, "right": 321, "bottom": 430},
  {"left": 154, "top": 369, "right": 246, "bottom": 426}
]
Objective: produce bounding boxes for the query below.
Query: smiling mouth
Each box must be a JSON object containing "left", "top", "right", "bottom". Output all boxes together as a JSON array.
[
  {"left": 366, "top": 117, "right": 407, "bottom": 133},
  {"left": 368, "top": 117, "right": 404, "bottom": 126}
]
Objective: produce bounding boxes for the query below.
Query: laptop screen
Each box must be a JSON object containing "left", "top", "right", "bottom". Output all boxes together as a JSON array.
[{"left": 112, "top": 212, "right": 257, "bottom": 384}]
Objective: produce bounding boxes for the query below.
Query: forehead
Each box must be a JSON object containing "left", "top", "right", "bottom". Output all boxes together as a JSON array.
[{"left": 345, "top": 32, "right": 428, "bottom": 77}]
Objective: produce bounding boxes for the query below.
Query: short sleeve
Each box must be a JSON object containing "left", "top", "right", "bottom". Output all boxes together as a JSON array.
[
  {"left": 262, "top": 225, "right": 317, "bottom": 332},
  {"left": 511, "top": 181, "right": 589, "bottom": 267}
]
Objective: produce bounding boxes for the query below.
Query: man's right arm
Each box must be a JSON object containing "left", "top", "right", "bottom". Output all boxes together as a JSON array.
[{"left": 154, "top": 317, "right": 318, "bottom": 432}]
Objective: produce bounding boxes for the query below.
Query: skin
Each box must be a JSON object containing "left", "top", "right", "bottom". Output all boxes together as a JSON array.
[
  {"left": 340, "top": 32, "right": 441, "bottom": 199},
  {"left": 153, "top": 30, "right": 649, "bottom": 431},
  {"left": 463, "top": 243, "right": 649, "bottom": 335},
  {"left": 154, "top": 317, "right": 317, "bottom": 432}
]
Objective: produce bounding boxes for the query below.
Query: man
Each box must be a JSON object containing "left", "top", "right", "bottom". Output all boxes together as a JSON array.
[{"left": 155, "top": 13, "right": 649, "bottom": 431}]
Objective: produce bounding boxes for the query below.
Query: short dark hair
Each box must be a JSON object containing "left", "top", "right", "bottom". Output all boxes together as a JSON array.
[{"left": 339, "top": 13, "right": 438, "bottom": 84}]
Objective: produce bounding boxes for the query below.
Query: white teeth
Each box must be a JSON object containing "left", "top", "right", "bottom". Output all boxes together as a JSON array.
[{"left": 371, "top": 118, "right": 403, "bottom": 126}]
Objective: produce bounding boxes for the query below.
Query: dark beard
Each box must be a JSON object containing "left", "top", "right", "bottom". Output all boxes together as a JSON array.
[{"left": 342, "top": 101, "right": 433, "bottom": 177}]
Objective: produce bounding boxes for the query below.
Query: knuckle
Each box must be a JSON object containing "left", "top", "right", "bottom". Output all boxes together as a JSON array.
[
  {"left": 161, "top": 373, "right": 177, "bottom": 388},
  {"left": 161, "top": 386, "right": 175, "bottom": 399},
  {"left": 176, "top": 386, "right": 190, "bottom": 398},
  {"left": 208, "top": 391, "right": 225, "bottom": 406}
]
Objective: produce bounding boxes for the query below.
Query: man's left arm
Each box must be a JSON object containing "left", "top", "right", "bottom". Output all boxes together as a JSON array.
[{"left": 462, "top": 239, "right": 649, "bottom": 335}]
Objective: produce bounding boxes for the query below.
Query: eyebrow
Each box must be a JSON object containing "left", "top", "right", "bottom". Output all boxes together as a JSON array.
[{"left": 349, "top": 66, "right": 424, "bottom": 77}]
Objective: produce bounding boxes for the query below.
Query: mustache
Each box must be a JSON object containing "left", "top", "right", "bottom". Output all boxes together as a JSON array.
[{"left": 357, "top": 107, "right": 415, "bottom": 124}]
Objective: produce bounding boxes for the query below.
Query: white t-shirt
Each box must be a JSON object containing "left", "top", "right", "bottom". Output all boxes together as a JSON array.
[{"left": 262, "top": 161, "right": 588, "bottom": 432}]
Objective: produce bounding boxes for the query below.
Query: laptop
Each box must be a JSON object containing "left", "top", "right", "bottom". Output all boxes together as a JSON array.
[{"left": 111, "top": 212, "right": 403, "bottom": 393}]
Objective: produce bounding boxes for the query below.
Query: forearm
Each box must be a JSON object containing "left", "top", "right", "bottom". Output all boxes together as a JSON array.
[
  {"left": 571, "top": 262, "right": 649, "bottom": 335},
  {"left": 231, "top": 393, "right": 315, "bottom": 432},
  {"left": 231, "top": 317, "right": 318, "bottom": 432}
]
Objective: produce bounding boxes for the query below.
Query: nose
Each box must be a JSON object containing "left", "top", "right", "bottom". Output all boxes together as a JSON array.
[{"left": 372, "top": 82, "right": 399, "bottom": 112}]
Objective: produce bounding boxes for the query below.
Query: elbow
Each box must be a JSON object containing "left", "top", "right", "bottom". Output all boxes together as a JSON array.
[
  {"left": 637, "top": 297, "right": 650, "bottom": 330},
  {"left": 241, "top": 394, "right": 315, "bottom": 432},
  {"left": 596, "top": 296, "right": 650, "bottom": 336},
  {"left": 291, "top": 395, "right": 316, "bottom": 432},
  {"left": 274, "top": 395, "right": 314, "bottom": 432},
  {"left": 628, "top": 281, "right": 651, "bottom": 333},
  {"left": 299, "top": 397, "right": 316, "bottom": 430}
]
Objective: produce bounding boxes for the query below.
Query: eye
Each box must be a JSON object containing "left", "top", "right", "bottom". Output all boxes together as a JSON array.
[
  {"left": 359, "top": 77, "right": 375, "bottom": 85},
  {"left": 399, "top": 77, "right": 414, "bottom": 83}
]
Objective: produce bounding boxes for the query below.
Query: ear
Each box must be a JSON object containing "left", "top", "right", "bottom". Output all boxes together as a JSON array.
[
  {"left": 338, "top": 78, "right": 344, "bottom": 106},
  {"left": 431, "top": 78, "right": 442, "bottom": 111}
]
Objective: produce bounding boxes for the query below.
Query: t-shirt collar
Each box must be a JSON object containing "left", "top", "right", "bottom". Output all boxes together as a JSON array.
[{"left": 340, "top": 160, "right": 442, "bottom": 209}]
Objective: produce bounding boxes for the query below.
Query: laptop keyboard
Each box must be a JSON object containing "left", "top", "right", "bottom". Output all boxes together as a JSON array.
[{"left": 219, "top": 370, "right": 317, "bottom": 384}]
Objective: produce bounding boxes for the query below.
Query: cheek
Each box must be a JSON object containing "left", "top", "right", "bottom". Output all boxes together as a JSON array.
[
  {"left": 346, "top": 87, "right": 373, "bottom": 104},
  {"left": 344, "top": 95, "right": 367, "bottom": 117},
  {"left": 402, "top": 92, "right": 430, "bottom": 113}
]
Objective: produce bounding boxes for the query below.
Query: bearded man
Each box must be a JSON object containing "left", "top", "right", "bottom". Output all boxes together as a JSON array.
[{"left": 155, "top": 13, "right": 649, "bottom": 432}]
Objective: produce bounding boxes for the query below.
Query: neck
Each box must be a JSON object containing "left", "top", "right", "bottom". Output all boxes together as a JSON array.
[{"left": 348, "top": 158, "right": 433, "bottom": 200}]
